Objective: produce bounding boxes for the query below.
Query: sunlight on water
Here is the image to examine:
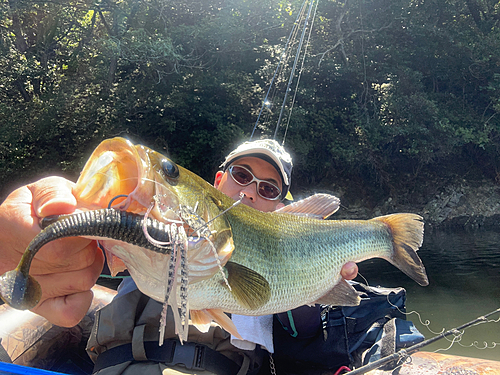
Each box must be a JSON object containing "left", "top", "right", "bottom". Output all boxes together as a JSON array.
[{"left": 356, "top": 229, "right": 500, "bottom": 361}]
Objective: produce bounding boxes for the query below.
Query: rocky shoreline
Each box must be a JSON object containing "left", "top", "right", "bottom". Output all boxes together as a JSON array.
[{"left": 297, "top": 178, "right": 500, "bottom": 230}]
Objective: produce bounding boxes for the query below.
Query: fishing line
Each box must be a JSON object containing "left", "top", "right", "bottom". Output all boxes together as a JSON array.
[
  {"left": 178, "top": 203, "right": 232, "bottom": 291},
  {"left": 251, "top": 0, "right": 319, "bottom": 143},
  {"left": 443, "top": 313, "right": 500, "bottom": 351},
  {"left": 282, "top": 0, "right": 319, "bottom": 143},
  {"left": 434, "top": 330, "right": 465, "bottom": 353},
  {"left": 468, "top": 340, "right": 500, "bottom": 350},
  {"left": 381, "top": 289, "right": 448, "bottom": 337},
  {"left": 141, "top": 192, "right": 234, "bottom": 290},
  {"left": 251, "top": 0, "right": 308, "bottom": 139},
  {"left": 351, "top": 274, "right": 438, "bottom": 336},
  {"left": 344, "top": 280, "right": 442, "bottom": 339},
  {"left": 392, "top": 301, "right": 500, "bottom": 351},
  {"left": 347, "top": 307, "right": 500, "bottom": 375},
  {"left": 204, "top": 237, "right": 231, "bottom": 291},
  {"left": 347, "top": 277, "right": 450, "bottom": 345},
  {"left": 274, "top": 0, "right": 316, "bottom": 140},
  {"left": 191, "top": 193, "right": 246, "bottom": 234},
  {"left": 181, "top": 194, "right": 246, "bottom": 292},
  {"left": 355, "top": 272, "right": 369, "bottom": 286},
  {"left": 107, "top": 194, "right": 129, "bottom": 208}
]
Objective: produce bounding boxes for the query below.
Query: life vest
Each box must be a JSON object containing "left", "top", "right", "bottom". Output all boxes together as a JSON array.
[{"left": 87, "top": 287, "right": 264, "bottom": 375}]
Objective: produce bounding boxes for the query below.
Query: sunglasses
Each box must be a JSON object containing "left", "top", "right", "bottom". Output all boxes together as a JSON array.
[{"left": 228, "top": 165, "right": 282, "bottom": 200}]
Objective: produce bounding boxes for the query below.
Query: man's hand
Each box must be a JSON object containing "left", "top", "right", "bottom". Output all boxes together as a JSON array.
[
  {"left": 341, "top": 261, "right": 358, "bottom": 280},
  {"left": 0, "top": 177, "right": 104, "bottom": 327}
]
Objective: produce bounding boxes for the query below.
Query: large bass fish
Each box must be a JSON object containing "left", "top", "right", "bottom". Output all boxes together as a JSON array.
[{"left": 0, "top": 137, "right": 428, "bottom": 342}]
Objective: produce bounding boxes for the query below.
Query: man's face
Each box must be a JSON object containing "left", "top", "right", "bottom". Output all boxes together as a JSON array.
[{"left": 214, "top": 156, "right": 285, "bottom": 212}]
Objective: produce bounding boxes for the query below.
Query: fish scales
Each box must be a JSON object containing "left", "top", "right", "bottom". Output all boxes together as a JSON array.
[{"left": 188, "top": 207, "right": 396, "bottom": 315}]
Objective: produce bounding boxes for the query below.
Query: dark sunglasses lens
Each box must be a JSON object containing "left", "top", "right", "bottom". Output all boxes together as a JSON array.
[
  {"left": 230, "top": 165, "right": 281, "bottom": 200},
  {"left": 231, "top": 166, "right": 253, "bottom": 185},
  {"left": 259, "top": 182, "right": 280, "bottom": 199}
]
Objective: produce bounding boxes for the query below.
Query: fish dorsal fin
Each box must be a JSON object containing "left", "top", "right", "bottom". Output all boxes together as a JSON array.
[
  {"left": 191, "top": 309, "right": 242, "bottom": 339},
  {"left": 225, "top": 261, "right": 270, "bottom": 310},
  {"left": 276, "top": 193, "right": 340, "bottom": 219},
  {"left": 314, "top": 279, "right": 361, "bottom": 306}
]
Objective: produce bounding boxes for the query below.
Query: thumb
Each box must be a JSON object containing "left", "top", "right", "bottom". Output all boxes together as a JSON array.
[
  {"left": 341, "top": 261, "right": 358, "bottom": 281},
  {"left": 29, "top": 177, "right": 77, "bottom": 218}
]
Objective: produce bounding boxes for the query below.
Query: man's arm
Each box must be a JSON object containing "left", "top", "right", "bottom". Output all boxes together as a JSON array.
[{"left": 0, "top": 177, "right": 104, "bottom": 327}]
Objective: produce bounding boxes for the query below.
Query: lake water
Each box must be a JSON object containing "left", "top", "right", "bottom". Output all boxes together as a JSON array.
[{"left": 356, "top": 228, "right": 500, "bottom": 361}]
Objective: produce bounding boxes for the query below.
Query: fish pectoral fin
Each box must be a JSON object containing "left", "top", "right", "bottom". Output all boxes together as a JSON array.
[
  {"left": 275, "top": 193, "right": 340, "bottom": 219},
  {"left": 225, "top": 261, "right": 271, "bottom": 310},
  {"left": 315, "top": 279, "right": 361, "bottom": 306},
  {"left": 101, "top": 243, "right": 128, "bottom": 276},
  {"left": 191, "top": 309, "right": 242, "bottom": 339}
]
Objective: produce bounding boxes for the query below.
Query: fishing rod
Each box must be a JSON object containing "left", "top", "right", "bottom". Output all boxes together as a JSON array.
[
  {"left": 251, "top": 0, "right": 319, "bottom": 143},
  {"left": 347, "top": 307, "right": 500, "bottom": 375},
  {"left": 274, "top": 0, "right": 316, "bottom": 139}
]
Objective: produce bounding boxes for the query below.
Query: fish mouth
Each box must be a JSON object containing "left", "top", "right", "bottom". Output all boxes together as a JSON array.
[
  {"left": 74, "top": 137, "right": 179, "bottom": 222},
  {"left": 72, "top": 137, "right": 235, "bottom": 280}
]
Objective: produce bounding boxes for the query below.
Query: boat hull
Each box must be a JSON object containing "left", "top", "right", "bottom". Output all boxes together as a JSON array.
[{"left": 368, "top": 351, "right": 500, "bottom": 374}]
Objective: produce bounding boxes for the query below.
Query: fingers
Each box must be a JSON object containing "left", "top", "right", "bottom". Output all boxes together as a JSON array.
[
  {"left": 0, "top": 176, "right": 105, "bottom": 327},
  {"left": 0, "top": 185, "right": 43, "bottom": 273},
  {"left": 26, "top": 176, "right": 95, "bottom": 274},
  {"left": 341, "top": 261, "right": 358, "bottom": 280},
  {"left": 28, "top": 176, "right": 77, "bottom": 217},
  {"left": 30, "top": 237, "right": 99, "bottom": 274},
  {"left": 33, "top": 244, "right": 104, "bottom": 297},
  {"left": 32, "top": 246, "right": 105, "bottom": 327}
]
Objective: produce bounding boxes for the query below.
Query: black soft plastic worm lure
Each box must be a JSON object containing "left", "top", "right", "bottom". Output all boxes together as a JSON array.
[{"left": 0, "top": 208, "right": 173, "bottom": 310}]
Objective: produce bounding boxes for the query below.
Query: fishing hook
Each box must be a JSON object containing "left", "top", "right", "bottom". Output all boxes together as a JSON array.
[{"left": 191, "top": 193, "right": 246, "bottom": 234}]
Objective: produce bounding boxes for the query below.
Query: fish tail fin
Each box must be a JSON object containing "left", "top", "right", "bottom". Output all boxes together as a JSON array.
[{"left": 372, "top": 213, "right": 429, "bottom": 286}]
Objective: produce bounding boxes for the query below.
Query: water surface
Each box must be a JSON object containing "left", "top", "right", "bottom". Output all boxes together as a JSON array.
[{"left": 356, "top": 228, "right": 500, "bottom": 361}]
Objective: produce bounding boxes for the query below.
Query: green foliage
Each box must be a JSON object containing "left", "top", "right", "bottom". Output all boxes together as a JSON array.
[{"left": 1, "top": 0, "right": 500, "bottom": 200}]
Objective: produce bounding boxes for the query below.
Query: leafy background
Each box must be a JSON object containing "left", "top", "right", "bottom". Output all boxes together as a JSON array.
[{"left": 1, "top": 0, "right": 499, "bottom": 207}]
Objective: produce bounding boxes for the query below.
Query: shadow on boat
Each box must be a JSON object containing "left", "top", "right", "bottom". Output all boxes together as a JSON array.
[{"left": 0, "top": 285, "right": 116, "bottom": 374}]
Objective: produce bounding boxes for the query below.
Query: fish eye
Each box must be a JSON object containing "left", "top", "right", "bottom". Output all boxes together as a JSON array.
[{"left": 162, "top": 158, "right": 179, "bottom": 179}]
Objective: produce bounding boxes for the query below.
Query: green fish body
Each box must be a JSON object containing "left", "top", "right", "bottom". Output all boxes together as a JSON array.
[{"left": 187, "top": 195, "right": 426, "bottom": 315}]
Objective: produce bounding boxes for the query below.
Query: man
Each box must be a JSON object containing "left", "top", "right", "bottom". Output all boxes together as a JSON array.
[{"left": 0, "top": 139, "right": 359, "bottom": 374}]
